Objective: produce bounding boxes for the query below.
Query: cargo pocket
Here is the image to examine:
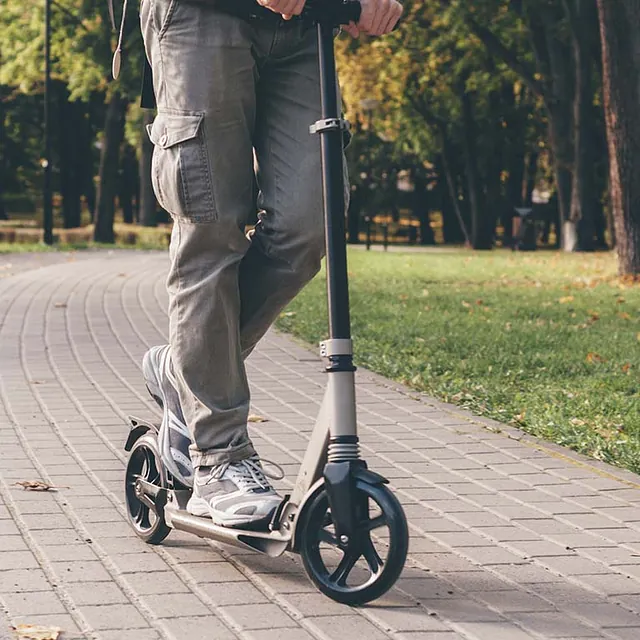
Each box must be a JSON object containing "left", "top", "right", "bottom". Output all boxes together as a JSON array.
[{"left": 147, "top": 112, "right": 216, "bottom": 222}]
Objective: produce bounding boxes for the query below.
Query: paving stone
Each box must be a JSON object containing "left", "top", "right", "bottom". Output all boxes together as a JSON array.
[
  {"left": 472, "top": 589, "right": 554, "bottom": 613},
  {"left": 1, "top": 590, "right": 67, "bottom": 615},
  {"left": 245, "top": 629, "right": 316, "bottom": 640},
  {"left": 80, "top": 603, "right": 149, "bottom": 630},
  {"left": 219, "top": 603, "right": 298, "bottom": 630},
  {"left": 99, "top": 630, "right": 161, "bottom": 640},
  {"left": 307, "top": 614, "right": 392, "bottom": 639},
  {"left": 160, "top": 615, "right": 238, "bottom": 640},
  {"left": 511, "top": 611, "right": 603, "bottom": 637},
  {"left": 62, "top": 581, "right": 129, "bottom": 606},
  {"left": 453, "top": 621, "right": 539, "bottom": 640},
  {"left": 9, "top": 613, "right": 82, "bottom": 635},
  {"left": 201, "top": 581, "right": 269, "bottom": 606},
  {"left": 368, "top": 605, "right": 451, "bottom": 632},
  {"left": 0, "top": 569, "right": 51, "bottom": 593}
]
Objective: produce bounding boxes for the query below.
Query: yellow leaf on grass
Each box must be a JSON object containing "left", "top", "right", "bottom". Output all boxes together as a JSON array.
[
  {"left": 461, "top": 300, "right": 471, "bottom": 308},
  {"left": 622, "top": 363, "right": 632, "bottom": 373},
  {"left": 558, "top": 296, "right": 574, "bottom": 304},
  {"left": 586, "top": 352, "right": 605, "bottom": 364},
  {"left": 248, "top": 414, "right": 268, "bottom": 423},
  {"left": 12, "top": 624, "right": 62, "bottom": 640},
  {"left": 570, "top": 418, "right": 586, "bottom": 426},
  {"left": 618, "top": 312, "right": 632, "bottom": 320},
  {"left": 588, "top": 310, "right": 600, "bottom": 321}
]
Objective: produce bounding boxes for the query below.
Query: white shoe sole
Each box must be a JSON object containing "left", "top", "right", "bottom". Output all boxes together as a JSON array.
[{"left": 186, "top": 495, "right": 279, "bottom": 528}]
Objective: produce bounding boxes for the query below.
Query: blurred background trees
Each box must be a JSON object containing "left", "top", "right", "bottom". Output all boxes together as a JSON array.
[{"left": 1, "top": 0, "right": 639, "bottom": 274}]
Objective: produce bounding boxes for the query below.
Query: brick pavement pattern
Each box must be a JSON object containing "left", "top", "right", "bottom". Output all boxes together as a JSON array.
[{"left": 1, "top": 250, "right": 640, "bottom": 640}]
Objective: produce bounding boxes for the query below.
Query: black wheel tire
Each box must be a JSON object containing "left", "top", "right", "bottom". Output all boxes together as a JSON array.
[
  {"left": 124, "top": 434, "right": 171, "bottom": 545},
  {"left": 299, "top": 479, "right": 408, "bottom": 605}
]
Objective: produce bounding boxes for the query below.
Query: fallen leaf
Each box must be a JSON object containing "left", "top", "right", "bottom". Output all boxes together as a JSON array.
[
  {"left": 618, "top": 312, "right": 632, "bottom": 320},
  {"left": 588, "top": 310, "right": 600, "bottom": 321},
  {"left": 13, "top": 480, "right": 67, "bottom": 492},
  {"left": 586, "top": 352, "right": 606, "bottom": 364},
  {"left": 248, "top": 414, "right": 268, "bottom": 423},
  {"left": 570, "top": 418, "right": 586, "bottom": 426},
  {"left": 475, "top": 299, "right": 484, "bottom": 305},
  {"left": 617, "top": 296, "right": 626, "bottom": 304},
  {"left": 422, "top": 289, "right": 429, "bottom": 297},
  {"left": 558, "top": 296, "right": 574, "bottom": 304},
  {"left": 622, "top": 363, "right": 632, "bottom": 373},
  {"left": 461, "top": 300, "right": 471, "bottom": 308},
  {"left": 398, "top": 294, "right": 408, "bottom": 301},
  {"left": 12, "top": 624, "right": 62, "bottom": 640}
]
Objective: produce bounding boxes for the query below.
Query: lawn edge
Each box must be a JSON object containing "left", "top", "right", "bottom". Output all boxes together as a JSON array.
[{"left": 276, "top": 328, "right": 640, "bottom": 489}]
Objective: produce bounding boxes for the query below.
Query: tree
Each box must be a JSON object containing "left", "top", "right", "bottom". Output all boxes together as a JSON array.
[{"left": 597, "top": 0, "right": 640, "bottom": 275}]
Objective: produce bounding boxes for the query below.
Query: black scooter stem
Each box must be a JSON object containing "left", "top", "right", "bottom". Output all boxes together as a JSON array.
[{"left": 317, "top": 20, "right": 352, "bottom": 341}]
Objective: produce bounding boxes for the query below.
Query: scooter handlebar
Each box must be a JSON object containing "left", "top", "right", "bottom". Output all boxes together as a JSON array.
[{"left": 303, "top": 0, "right": 362, "bottom": 26}]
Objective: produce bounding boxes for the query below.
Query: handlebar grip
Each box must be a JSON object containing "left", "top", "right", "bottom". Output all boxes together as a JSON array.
[
  {"left": 303, "top": 0, "right": 362, "bottom": 26},
  {"left": 341, "top": 1, "right": 362, "bottom": 24}
]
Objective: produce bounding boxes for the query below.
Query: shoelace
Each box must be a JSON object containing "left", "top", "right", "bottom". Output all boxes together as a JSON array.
[{"left": 205, "top": 456, "right": 284, "bottom": 492}]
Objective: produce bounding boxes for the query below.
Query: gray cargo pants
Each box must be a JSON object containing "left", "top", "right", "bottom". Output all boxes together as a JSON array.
[{"left": 140, "top": 0, "right": 343, "bottom": 467}]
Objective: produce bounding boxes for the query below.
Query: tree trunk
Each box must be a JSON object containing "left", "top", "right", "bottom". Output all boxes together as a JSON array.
[
  {"left": 439, "top": 147, "right": 470, "bottom": 246},
  {"left": 346, "top": 185, "right": 361, "bottom": 244},
  {"left": 564, "top": 0, "right": 599, "bottom": 251},
  {"left": 597, "top": 0, "right": 640, "bottom": 275},
  {"left": 94, "top": 92, "right": 126, "bottom": 243},
  {"left": 413, "top": 173, "right": 434, "bottom": 245},
  {"left": 461, "top": 91, "right": 491, "bottom": 249},
  {"left": 119, "top": 143, "right": 138, "bottom": 224},
  {"left": 58, "top": 87, "right": 83, "bottom": 228},
  {"left": 139, "top": 110, "right": 157, "bottom": 227}
]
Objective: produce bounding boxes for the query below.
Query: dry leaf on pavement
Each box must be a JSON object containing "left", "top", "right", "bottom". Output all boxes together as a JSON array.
[
  {"left": 248, "top": 414, "right": 268, "bottom": 423},
  {"left": 12, "top": 624, "right": 62, "bottom": 640},
  {"left": 13, "top": 481, "right": 66, "bottom": 492}
]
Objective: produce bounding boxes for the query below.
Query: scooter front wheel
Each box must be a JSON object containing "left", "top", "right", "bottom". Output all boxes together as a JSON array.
[
  {"left": 299, "top": 479, "right": 408, "bottom": 605},
  {"left": 124, "top": 434, "right": 171, "bottom": 545}
]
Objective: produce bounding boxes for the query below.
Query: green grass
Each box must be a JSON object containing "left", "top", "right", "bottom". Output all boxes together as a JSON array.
[{"left": 277, "top": 248, "right": 640, "bottom": 475}]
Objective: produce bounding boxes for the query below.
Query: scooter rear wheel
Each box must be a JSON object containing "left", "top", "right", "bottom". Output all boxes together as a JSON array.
[
  {"left": 299, "top": 479, "right": 408, "bottom": 605},
  {"left": 124, "top": 434, "right": 171, "bottom": 545}
]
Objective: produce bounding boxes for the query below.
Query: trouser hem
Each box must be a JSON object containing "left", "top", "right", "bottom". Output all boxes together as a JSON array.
[{"left": 190, "top": 440, "right": 257, "bottom": 467}]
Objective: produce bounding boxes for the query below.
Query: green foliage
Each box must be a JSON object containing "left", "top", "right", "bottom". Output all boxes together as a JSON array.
[
  {"left": 0, "top": 0, "right": 144, "bottom": 99},
  {"left": 278, "top": 249, "right": 640, "bottom": 474}
]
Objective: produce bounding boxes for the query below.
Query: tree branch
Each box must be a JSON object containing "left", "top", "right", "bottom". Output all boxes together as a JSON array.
[{"left": 464, "top": 14, "right": 546, "bottom": 100}]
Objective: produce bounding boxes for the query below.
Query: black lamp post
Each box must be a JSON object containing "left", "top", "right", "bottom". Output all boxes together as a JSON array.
[{"left": 43, "top": 0, "right": 54, "bottom": 245}]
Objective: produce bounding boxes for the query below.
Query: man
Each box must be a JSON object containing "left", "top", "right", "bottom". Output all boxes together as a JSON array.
[{"left": 141, "top": 0, "right": 402, "bottom": 528}]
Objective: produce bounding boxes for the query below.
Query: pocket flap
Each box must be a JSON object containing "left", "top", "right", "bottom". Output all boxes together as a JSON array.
[{"left": 147, "top": 113, "right": 204, "bottom": 149}]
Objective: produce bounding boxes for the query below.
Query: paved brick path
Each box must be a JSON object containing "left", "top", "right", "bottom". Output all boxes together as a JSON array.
[{"left": 1, "top": 250, "right": 640, "bottom": 640}]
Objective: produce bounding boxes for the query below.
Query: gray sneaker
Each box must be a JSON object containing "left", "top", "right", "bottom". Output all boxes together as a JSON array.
[
  {"left": 187, "top": 455, "right": 283, "bottom": 528},
  {"left": 142, "top": 345, "right": 194, "bottom": 487}
]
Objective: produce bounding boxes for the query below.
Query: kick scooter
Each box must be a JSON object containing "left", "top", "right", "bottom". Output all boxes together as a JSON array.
[{"left": 124, "top": 0, "right": 409, "bottom": 605}]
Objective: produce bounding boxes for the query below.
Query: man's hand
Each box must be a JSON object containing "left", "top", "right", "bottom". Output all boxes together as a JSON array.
[
  {"left": 344, "top": 0, "right": 403, "bottom": 38},
  {"left": 256, "top": 0, "right": 306, "bottom": 20}
]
